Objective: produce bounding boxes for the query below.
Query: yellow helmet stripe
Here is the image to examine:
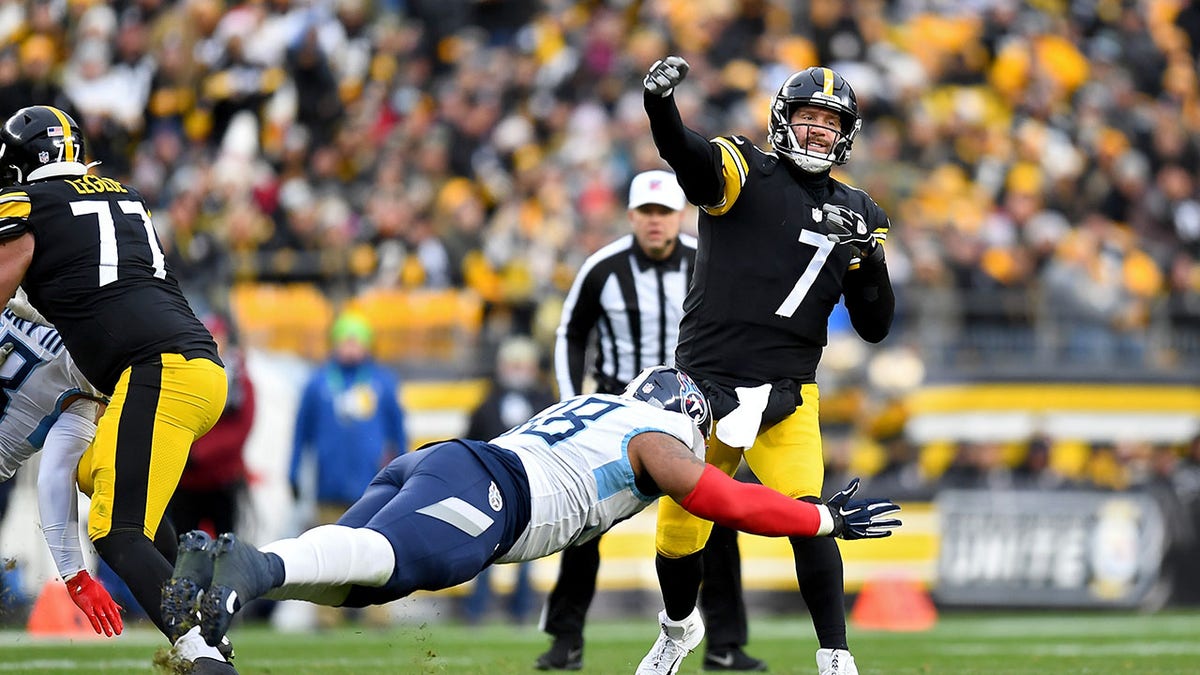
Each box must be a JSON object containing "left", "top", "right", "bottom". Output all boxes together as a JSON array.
[
  {"left": 43, "top": 106, "right": 75, "bottom": 163},
  {"left": 821, "top": 68, "right": 835, "bottom": 96}
]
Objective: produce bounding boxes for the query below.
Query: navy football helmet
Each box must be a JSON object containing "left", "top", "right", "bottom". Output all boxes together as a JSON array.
[
  {"left": 0, "top": 105, "right": 87, "bottom": 185},
  {"left": 768, "top": 67, "right": 861, "bottom": 173},
  {"left": 623, "top": 366, "right": 711, "bottom": 436}
]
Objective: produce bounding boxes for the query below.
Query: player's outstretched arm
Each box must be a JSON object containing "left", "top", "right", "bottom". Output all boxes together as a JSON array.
[
  {"left": 37, "top": 409, "right": 122, "bottom": 635},
  {"left": 630, "top": 432, "right": 901, "bottom": 539},
  {"left": 642, "top": 56, "right": 726, "bottom": 206}
]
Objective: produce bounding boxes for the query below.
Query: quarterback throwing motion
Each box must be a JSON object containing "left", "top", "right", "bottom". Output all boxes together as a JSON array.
[{"left": 641, "top": 57, "right": 896, "bottom": 675}]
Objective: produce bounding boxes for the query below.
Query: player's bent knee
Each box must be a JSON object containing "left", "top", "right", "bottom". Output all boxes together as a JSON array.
[{"left": 655, "top": 525, "right": 712, "bottom": 558}]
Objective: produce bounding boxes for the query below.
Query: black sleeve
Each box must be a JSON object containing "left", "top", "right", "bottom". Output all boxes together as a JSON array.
[
  {"left": 644, "top": 91, "right": 726, "bottom": 207},
  {"left": 843, "top": 244, "right": 894, "bottom": 344},
  {"left": 0, "top": 221, "right": 30, "bottom": 242},
  {"left": 558, "top": 269, "right": 605, "bottom": 397},
  {"left": 465, "top": 391, "right": 499, "bottom": 440}
]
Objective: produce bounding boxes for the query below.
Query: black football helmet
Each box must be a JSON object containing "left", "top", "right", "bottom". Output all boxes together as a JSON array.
[
  {"left": 0, "top": 105, "right": 87, "bottom": 185},
  {"left": 623, "top": 365, "right": 711, "bottom": 436},
  {"left": 768, "top": 67, "right": 861, "bottom": 173}
]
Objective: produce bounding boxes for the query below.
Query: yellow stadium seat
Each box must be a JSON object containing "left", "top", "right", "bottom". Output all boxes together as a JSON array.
[
  {"left": 348, "top": 288, "right": 484, "bottom": 364},
  {"left": 230, "top": 283, "right": 334, "bottom": 360}
]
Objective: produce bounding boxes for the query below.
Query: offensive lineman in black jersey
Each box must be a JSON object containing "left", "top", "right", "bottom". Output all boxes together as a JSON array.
[
  {"left": 633, "top": 61, "right": 894, "bottom": 675},
  {"left": 0, "top": 107, "right": 233, "bottom": 674}
]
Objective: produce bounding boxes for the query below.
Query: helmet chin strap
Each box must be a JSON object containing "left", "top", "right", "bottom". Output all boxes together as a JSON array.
[{"left": 793, "top": 154, "right": 833, "bottom": 173}]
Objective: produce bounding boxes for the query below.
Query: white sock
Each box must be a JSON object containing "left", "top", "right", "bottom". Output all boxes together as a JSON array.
[
  {"left": 174, "top": 625, "right": 226, "bottom": 662},
  {"left": 260, "top": 524, "right": 395, "bottom": 590}
]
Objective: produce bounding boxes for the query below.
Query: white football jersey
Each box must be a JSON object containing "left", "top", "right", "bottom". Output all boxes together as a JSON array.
[
  {"left": 0, "top": 309, "right": 102, "bottom": 481},
  {"left": 490, "top": 394, "right": 703, "bottom": 562}
]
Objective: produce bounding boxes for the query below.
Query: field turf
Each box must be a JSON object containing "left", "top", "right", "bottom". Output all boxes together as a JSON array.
[{"left": 0, "top": 610, "right": 1197, "bottom": 674}]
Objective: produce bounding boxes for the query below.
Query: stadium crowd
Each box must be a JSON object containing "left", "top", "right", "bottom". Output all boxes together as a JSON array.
[{"left": 0, "top": 0, "right": 1195, "bottom": 376}]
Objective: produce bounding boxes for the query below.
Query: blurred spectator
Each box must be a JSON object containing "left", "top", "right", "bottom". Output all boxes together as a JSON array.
[
  {"left": 1083, "top": 441, "right": 1129, "bottom": 491},
  {"left": 4, "top": 35, "right": 73, "bottom": 122},
  {"left": 1172, "top": 434, "right": 1200, "bottom": 603},
  {"left": 866, "top": 434, "right": 934, "bottom": 502},
  {"left": 290, "top": 311, "right": 408, "bottom": 521},
  {"left": 460, "top": 336, "right": 555, "bottom": 625},
  {"left": 1011, "top": 435, "right": 1075, "bottom": 491},
  {"left": 940, "top": 441, "right": 1014, "bottom": 491},
  {"left": 1166, "top": 253, "right": 1200, "bottom": 356},
  {"left": 289, "top": 310, "right": 408, "bottom": 627},
  {"left": 287, "top": 26, "right": 344, "bottom": 142},
  {"left": 168, "top": 312, "right": 255, "bottom": 536}
]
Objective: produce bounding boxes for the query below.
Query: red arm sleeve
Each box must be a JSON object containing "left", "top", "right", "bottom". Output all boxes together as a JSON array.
[{"left": 679, "top": 465, "right": 833, "bottom": 537}]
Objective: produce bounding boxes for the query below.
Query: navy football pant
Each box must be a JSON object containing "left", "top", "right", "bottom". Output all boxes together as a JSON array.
[{"left": 337, "top": 442, "right": 525, "bottom": 607}]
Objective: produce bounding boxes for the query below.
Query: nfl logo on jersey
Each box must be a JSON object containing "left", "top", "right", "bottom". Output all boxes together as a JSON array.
[{"left": 38, "top": 150, "right": 49, "bottom": 163}]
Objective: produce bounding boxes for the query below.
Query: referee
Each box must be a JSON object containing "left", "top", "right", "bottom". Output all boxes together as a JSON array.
[{"left": 537, "top": 170, "right": 766, "bottom": 672}]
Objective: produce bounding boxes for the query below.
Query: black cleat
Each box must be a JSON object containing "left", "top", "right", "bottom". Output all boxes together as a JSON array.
[
  {"left": 190, "top": 656, "right": 238, "bottom": 674},
  {"left": 199, "top": 533, "right": 277, "bottom": 647},
  {"left": 534, "top": 638, "right": 583, "bottom": 671},
  {"left": 703, "top": 647, "right": 769, "bottom": 672},
  {"left": 162, "top": 530, "right": 216, "bottom": 639}
]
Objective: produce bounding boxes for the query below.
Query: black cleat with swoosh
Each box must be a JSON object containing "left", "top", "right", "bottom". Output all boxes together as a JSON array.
[{"left": 703, "top": 647, "right": 768, "bottom": 672}]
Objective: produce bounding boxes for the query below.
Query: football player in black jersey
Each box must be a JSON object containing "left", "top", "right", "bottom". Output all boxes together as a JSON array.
[
  {"left": 634, "top": 60, "right": 895, "bottom": 675},
  {"left": 0, "top": 106, "right": 233, "bottom": 674}
]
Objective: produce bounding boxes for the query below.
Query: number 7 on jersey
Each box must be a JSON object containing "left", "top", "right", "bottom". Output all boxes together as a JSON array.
[{"left": 775, "top": 229, "right": 835, "bottom": 318}]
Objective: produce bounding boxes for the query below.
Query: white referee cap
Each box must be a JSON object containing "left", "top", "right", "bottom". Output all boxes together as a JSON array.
[{"left": 627, "top": 170, "right": 686, "bottom": 211}]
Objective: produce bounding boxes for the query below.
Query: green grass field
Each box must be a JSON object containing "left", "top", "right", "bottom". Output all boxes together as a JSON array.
[{"left": 1, "top": 611, "right": 1198, "bottom": 674}]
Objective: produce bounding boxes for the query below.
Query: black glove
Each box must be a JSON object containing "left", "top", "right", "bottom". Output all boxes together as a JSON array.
[
  {"left": 822, "top": 203, "right": 877, "bottom": 258},
  {"left": 644, "top": 56, "right": 689, "bottom": 97},
  {"left": 826, "top": 478, "right": 902, "bottom": 540}
]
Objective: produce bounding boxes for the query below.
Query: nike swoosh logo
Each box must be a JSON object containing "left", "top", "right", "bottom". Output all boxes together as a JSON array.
[{"left": 708, "top": 652, "right": 736, "bottom": 667}]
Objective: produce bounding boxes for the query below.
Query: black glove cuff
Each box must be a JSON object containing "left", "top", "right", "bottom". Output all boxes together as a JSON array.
[
  {"left": 829, "top": 509, "right": 845, "bottom": 538},
  {"left": 867, "top": 241, "right": 885, "bottom": 263}
]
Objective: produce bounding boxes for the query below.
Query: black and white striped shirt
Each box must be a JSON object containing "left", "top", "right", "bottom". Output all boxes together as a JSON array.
[{"left": 555, "top": 233, "right": 697, "bottom": 398}]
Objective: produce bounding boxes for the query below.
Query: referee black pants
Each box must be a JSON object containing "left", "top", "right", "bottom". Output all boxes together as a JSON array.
[{"left": 542, "top": 523, "right": 749, "bottom": 650}]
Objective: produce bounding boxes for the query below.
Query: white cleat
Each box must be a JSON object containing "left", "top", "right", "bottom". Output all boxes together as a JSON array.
[
  {"left": 816, "top": 648, "right": 858, "bottom": 675},
  {"left": 635, "top": 607, "right": 705, "bottom": 675}
]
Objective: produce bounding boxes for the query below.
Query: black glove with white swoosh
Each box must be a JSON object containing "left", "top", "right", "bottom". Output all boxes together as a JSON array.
[
  {"left": 823, "top": 203, "right": 877, "bottom": 259},
  {"left": 825, "top": 478, "right": 902, "bottom": 540}
]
